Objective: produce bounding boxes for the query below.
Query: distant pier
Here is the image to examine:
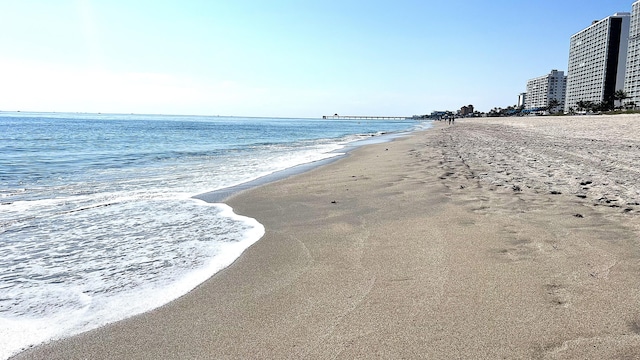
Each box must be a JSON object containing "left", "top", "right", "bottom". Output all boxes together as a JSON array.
[{"left": 322, "top": 115, "right": 409, "bottom": 120}]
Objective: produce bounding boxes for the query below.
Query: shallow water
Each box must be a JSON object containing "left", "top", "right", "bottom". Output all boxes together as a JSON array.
[{"left": 0, "top": 112, "right": 426, "bottom": 358}]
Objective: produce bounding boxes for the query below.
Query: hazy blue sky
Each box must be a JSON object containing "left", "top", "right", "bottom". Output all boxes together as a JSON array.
[{"left": 0, "top": 1, "right": 636, "bottom": 117}]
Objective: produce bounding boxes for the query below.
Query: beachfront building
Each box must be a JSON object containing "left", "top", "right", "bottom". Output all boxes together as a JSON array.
[
  {"left": 517, "top": 93, "right": 526, "bottom": 108},
  {"left": 565, "top": 12, "right": 630, "bottom": 113},
  {"left": 459, "top": 104, "right": 474, "bottom": 117},
  {"left": 624, "top": 1, "right": 640, "bottom": 108},
  {"left": 525, "top": 70, "right": 566, "bottom": 113}
]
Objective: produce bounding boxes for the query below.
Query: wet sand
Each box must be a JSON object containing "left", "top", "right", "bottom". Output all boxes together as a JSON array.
[{"left": 13, "top": 115, "right": 640, "bottom": 359}]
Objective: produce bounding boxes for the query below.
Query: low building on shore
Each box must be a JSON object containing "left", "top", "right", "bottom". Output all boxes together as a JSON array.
[{"left": 459, "top": 104, "right": 474, "bottom": 117}]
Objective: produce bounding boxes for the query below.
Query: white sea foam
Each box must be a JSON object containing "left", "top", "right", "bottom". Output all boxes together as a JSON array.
[{"left": 0, "top": 200, "right": 264, "bottom": 359}]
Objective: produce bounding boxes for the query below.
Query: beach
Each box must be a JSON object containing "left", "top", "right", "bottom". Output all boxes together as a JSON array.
[{"left": 13, "top": 115, "right": 640, "bottom": 359}]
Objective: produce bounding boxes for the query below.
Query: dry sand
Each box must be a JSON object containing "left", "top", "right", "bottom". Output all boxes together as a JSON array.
[{"left": 13, "top": 115, "right": 640, "bottom": 359}]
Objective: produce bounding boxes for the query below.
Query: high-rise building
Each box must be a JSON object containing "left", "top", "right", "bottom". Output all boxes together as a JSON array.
[
  {"left": 624, "top": 1, "right": 640, "bottom": 108},
  {"left": 525, "top": 70, "right": 567, "bottom": 113},
  {"left": 565, "top": 12, "right": 630, "bottom": 113},
  {"left": 517, "top": 93, "right": 526, "bottom": 108}
]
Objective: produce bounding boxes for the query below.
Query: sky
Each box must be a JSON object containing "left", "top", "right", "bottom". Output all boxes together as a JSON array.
[{"left": 0, "top": 0, "right": 637, "bottom": 117}]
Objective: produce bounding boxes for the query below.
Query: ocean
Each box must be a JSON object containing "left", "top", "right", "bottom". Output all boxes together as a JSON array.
[{"left": 0, "top": 112, "right": 429, "bottom": 358}]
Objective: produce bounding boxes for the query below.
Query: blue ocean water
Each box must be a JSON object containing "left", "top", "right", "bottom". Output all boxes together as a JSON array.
[{"left": 0, "top": 112, "right": 428, "bottom": 358}]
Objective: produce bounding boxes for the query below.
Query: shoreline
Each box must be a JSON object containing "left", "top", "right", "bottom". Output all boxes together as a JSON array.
[
  {"left": 1, "top": 118, "right": 423, "bottom": 360},
  {"left": 193, "top": 128, "right": 420, "bottom": 203},
  {"left": 13, "top": 115, "right": 640, "bottom": 359}
]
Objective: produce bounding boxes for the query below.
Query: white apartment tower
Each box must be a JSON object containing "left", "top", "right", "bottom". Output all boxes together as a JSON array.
[
  {"left": 517, "top": 93, "right": 526, "bottom": 108},
  {"left": 565, "top": 12, "right": 630, "bottom": 113},
  {"left": 525, "top": 70, "right": 567, "bottom": 113},
  {"left": 624, "top": 1, "right": 640, "bottom": 107}
]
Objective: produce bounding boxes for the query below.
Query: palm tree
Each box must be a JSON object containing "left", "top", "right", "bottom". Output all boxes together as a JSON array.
[
  {"left": 589, "top": 101, "right": 603, "bottom": 113},
  {"left": 583, "top": 100, "right": 595, "bottom": 113},
  {"left": 547, "top": 99, "right": 560, "bottom": 114},
  {"left": 614, "top": 90, "right": 630, "bottom": 109}
]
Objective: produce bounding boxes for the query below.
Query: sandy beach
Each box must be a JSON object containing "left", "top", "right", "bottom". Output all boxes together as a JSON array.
[{"left": 13, "top": 115, "right": 640, "bottom": 359}]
